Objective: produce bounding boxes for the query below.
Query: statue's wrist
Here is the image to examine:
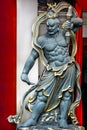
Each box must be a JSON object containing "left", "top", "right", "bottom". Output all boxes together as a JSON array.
[{"left": 71, "top": 23, "right": 73, "bottom": 29}]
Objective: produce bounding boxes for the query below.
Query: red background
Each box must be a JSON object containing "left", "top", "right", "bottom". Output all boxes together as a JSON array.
[
  {"left": 0, "top": 0, "right": 16, "bottom": 130},
  {"left": 76, "top": 0, "right": 87, "bottom": 11}
]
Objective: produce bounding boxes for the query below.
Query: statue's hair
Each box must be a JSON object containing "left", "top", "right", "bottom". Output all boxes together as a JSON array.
[{"left": 46, "top": 18, "right": 60, "bottom": 26}]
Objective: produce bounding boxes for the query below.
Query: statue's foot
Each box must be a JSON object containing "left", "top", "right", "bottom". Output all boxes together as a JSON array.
[
  {"left": 17, "top": 119, "right": 37, "bottom": 129},
  {"left": 58, "top": 119, "right": 68, "bottom": 128}
]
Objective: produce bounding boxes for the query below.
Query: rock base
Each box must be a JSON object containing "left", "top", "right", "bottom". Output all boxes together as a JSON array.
[{"left": 17, "top": 125, "right": 85, "bottom": 130}]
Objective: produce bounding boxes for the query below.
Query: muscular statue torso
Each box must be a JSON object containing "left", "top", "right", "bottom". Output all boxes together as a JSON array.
[{"left": 37, "top": 30, "right": 71, "bottom": 68}]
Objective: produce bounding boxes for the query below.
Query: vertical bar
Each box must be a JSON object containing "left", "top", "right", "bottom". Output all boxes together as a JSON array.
[{"left": 0, "top": 0, "right": 16, "bottom": 130}]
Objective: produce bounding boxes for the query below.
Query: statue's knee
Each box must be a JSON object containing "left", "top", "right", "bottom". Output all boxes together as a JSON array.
[
  {"left": 37, "top": 92, "right": 47, "bottom": 103},
  {"left": 38, "top": 101, "right": 46, "bottom": 108},
  {"left": 32, "top": 91, "right": 37, "bottom": 98},
  {"left": 63, "top": 91, "right": 71, "bottom": 101}
]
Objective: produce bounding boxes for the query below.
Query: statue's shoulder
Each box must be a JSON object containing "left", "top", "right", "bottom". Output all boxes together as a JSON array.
[
  {"left": 71, "top": 17, "right": 83, "bottom": 25},
  {"left": 37, "top": 34, "right": 47, "bottom": 49}
]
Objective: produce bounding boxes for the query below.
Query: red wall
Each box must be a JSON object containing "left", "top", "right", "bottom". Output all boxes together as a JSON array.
[{"left": 0, "top": 0, "right": 16, "bottom": 130}]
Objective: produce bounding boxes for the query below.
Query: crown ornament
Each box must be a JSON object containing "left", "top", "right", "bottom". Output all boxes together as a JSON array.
[{"left": 46, "top": 3, "right": 57, "bottom": 18}]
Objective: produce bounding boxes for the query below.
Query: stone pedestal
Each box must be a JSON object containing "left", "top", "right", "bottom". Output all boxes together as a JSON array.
[{"left": 17, "top": 126, "right": 85, "bottom": 130}]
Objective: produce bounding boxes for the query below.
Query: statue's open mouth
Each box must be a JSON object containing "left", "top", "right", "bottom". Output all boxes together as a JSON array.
[{"left": 48, "top": 30, "right": 55, "bottom": 34}]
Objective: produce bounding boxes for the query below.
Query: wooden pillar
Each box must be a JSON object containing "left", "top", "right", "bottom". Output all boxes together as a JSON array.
[{"left": 0, "top": 0, "right": 16, "bottom": 130}]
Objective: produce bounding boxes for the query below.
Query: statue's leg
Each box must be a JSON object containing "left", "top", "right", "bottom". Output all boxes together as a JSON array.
[
  {"left": 58, "top": 91, "right": 72, "bottom": 128},
  {"left": 17, "top": 92, "right": 47, "bottom": 128}
]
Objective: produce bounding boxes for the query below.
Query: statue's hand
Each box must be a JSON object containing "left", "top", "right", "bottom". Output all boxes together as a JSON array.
[
  {"left": 63, "top": 20, "right": 73, "bottom": 30},
  {"left": 21, "top": 73, "right": 35, "bottom": 85}
]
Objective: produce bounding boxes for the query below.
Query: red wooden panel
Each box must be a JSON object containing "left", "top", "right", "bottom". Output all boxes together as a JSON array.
[
  {"left": 0, "top": 0, "right": 16, "bottom": 129},
  {"left": 76, "top": 0, "right": 87, "bottom": 11},
  {"left": 75, "top": 4, "right": 83, "bottom": 125}
]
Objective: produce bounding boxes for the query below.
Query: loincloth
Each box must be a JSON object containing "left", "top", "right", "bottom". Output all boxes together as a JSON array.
[{"left": 28, "top": 60, "right": 77, "bottom": 112}]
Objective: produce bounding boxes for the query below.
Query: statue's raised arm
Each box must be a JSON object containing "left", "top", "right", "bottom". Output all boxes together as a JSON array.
[{"left": 71, "top": 17, "right": 83, "bottom": 32}]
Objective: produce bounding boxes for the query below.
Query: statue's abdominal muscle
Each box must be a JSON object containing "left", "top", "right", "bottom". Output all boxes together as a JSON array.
[{"left": 44, "top": 36, "right": 71, "bottom": 67}]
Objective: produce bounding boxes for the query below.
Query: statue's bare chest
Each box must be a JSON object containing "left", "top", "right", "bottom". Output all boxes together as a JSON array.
[{"left": 44, "top": 36, "right": 67, "bottom": 52}]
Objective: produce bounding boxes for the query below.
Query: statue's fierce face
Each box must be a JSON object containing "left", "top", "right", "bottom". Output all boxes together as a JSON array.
[{"left": 46, "top": 18, "right": 60, "bottom": 35}]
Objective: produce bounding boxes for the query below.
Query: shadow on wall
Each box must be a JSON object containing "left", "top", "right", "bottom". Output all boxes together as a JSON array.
[
  {"left": 38, "top": 0, "right": 76, "bottom": 6},
  {"left": 82, "top": 54, "right": 87, "bottom": 129}
]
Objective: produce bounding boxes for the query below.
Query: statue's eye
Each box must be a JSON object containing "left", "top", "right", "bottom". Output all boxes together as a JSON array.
[
  {"left": 50, "top": 24, "right": 54, "bottom": 27},
  {"left": 47, "top": 24, "right": 49, "bottom": 27}
]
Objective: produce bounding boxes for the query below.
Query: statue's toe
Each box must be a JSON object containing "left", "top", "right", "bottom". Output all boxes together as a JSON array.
[
  {"left": 17, "top": 119, "right": 36, "bottom": 129},
  {"left": 17, "top": 123, "right": 24, "bottom": 129},
  {"left": 58, "top": 119, "right": 68, "bottom": 128}
]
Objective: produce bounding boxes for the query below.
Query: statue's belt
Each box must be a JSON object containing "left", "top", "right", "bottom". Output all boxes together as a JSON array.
[{"left": 46, "top": 58, "right": 75, "bottom": 76}]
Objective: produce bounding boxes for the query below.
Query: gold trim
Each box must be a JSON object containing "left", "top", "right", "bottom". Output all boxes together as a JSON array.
[
  {"left": 68, "top": 62, "right": 81, "bottom": 125},
  {"left": 34, "top": 88, "right": 50, "bottom": 97},
  {"left": 45, "top": 85, "right": 73, "bottom": 112},
  {"left": 36, "top": 74, "right": 54, "bottom": 87},
  {"left": 43, "top": 89, "right": 49, "bottom": 97},
  {"left": 45, "top": 90, "right": 72, "bottom": 112},
  {"left": 58, "top": 86, "right": 73, "bottom": 99},
  {"left": 28, "top": 103, "right": 32, "bottom": 113},
  {"left": 46, "top": 58, "right": 75, "bottom": 72},
  {"left": 28, "top": 96, "right": 37, "bottom": 103},
  {"left": 75, "top": 126, "right": 85, "bottom": 130},
  {"left": 62, "top": 24, "right": 77, "bottom": 59},
  {"left": 46, "top": 100, "right": 60, "bottom": 112}
]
